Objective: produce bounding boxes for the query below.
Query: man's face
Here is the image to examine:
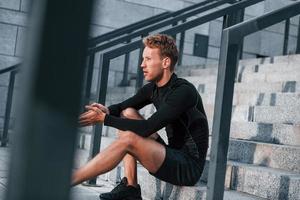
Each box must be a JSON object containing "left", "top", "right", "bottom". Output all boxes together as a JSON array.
[{"left": 140, "top": 46, "right": 164, "bottom": 82}]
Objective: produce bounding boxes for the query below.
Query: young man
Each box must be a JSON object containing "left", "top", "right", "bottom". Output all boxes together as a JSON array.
[{"left": 73, "top": 34, "right": 209, "bottom": 200}]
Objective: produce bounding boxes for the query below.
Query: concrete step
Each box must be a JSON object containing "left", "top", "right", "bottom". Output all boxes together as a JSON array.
[
  {"left": 234, "top": 81, "right": 300, "bottom": 93},
  {"left": 238, "top": 62, "right": 300, "bottom": 76},
  {"left": 239, "top": 57, "right": 274, "bottom": 66},
  {"left": 178, "top": 67, "right": 300, "bottom": 86},
  {"left": 270, "top": 54, "right": 300, "bottom": 65},
  {"left": 230, "top": 122, "right": 300, "bottom": 146},
  {"left": 178, "top": 57, "right": 299, "bottom": 80},
  {"left": 227, "top": 161, "right": 300, "bottom": 200},
  {"left": 253, "top": 105, "right": 300, "bottom": 124},
  {"left": 200, "top": 92, "right": 300, "bottom": 107},
  {"left": 240, "top": 71, "right": 300, "bottom": 83},
  {"left": 155, "top": 80, "right": 299, "bottom": 95},
  {"left": 238, "top": 54, "right": 300, "bottom": 67},
  {"left": 204, "top": 104, "right": 300, "bottom": 124},
  {"left": 228, "top": 139, "right": 300, "bottom": 173}
]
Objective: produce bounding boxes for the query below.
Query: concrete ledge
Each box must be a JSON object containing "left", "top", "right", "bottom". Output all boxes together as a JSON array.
[
  {"left": 205, "top": 104, "right": 300, "bottom": 124},
  {"left": 230, "top": 122, "right": 300, "bottom": 146},
  {"left": 228, "top": 139, "right": 300, "bottom": 173},
  {"left": 200, "top": 92, "right": 300, "bottom": 107},
  {"left": 228, "top": 161, "right": 300, "bottom": 199},
  {"left": 254, "top": 105, "right": 300, "bottom": 124}
]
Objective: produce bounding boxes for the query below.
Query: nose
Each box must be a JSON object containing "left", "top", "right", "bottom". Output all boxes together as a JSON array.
[{"left": 140, "top": 59, "right": 145, "bottom": 68}]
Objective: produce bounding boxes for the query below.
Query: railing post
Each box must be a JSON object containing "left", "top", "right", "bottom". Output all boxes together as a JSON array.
[
  {"left": 222, "top": 4, "right": 244, "bottom": 79},
  {"left": 171, "top": 22, "right": 178, "bottom": 40},
  {"left": 136, "top": 36, "right": 146, "bottom": 91},
  {"left": 84, "top": 52, "right": 95, "bottom": 105},
  {"left": 1, "top": 70, "right": 16, "bottom": 147},
  {"left": 177, "top": 19, "right": 186, "bottom": 66},
  {"left": 135, "top": 46, "right": 144, "bottom": 91},
  {"left": 283, "top": 18, "right": 290, "bottom": 55},
  {"left": 207, "top": 29, "right": 241, "bottom": 200},
  {"left": 296, "top": 16, "right": 300, "bottom": 54},
  {"left": 222, "top": 3, "right": 244, "bottom": 59},
  {"left": 119, "top": 39, "right": 132, "bottom": 86},
  {"left": 87, "top": 53, "right": 107, "bottom": 185}
]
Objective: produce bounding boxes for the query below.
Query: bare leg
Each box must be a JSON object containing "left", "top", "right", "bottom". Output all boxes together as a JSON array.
[
  {"left": 72, "top": 110, "right": 164, "bottom": 186},
  {"left": 120, "top": 108, "right": 159, "bottom": 187}
]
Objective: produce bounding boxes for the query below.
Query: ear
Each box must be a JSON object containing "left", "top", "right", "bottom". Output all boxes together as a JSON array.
[{"left": 162, "top": 57, "right": 171, "bottom": 69}]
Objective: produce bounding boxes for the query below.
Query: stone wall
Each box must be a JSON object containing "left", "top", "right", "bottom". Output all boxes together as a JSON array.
[{"left": 0, "top": 0, "right": 30, "bottom": 130}]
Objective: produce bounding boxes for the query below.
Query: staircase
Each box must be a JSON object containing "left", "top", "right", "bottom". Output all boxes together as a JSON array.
[{"left": 75, "top": 54, "right": 300, "bottom": 199}]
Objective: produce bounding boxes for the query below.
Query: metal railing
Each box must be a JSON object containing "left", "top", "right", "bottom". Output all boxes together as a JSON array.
[
  {"left": 84, "top": 0, "right": 233, "bottom": 103},
  {"left": 84, "top": 0, "right": 232, "bottom": 107},
  {"left": 88, "top": 0, "right": 233, "bottom": 54},
  {"left": 0, "top": 64, "right": 20, "bottom": 147},
  {"left": 207, "top": 2, "right": 300, "bottom": 199},
  {"left": 88, "top": 0, "right": 226, "bottom": 47}
]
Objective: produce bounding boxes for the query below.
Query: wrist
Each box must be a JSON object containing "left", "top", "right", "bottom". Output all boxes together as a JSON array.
[{"left": 101, "top": 113, "right": 107, "bottom": 122}]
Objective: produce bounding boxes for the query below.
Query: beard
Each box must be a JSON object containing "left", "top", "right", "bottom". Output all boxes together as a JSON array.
[{"left": 147, "top": 71, "right": 164, "bottom": 83}]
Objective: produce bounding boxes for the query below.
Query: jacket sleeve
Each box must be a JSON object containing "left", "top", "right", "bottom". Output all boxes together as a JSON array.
[
  {"left": 104, "top": 84, "right": 197, "bottom": 137},
  {"left": 107, "top": 83, "right": 153, "bottom": 117}
]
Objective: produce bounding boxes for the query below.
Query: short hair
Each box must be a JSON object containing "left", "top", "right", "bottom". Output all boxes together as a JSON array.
[{"left": 143, "top": 34, "right": 178, "bottom": 71}]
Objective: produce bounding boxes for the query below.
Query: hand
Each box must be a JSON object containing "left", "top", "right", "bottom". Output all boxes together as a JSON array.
[
  {"left": 79, "top": 105, "right": 106, "bottom": 127},
  {"left": 90, "top": 103, "right": 110, "bottom": 115}
]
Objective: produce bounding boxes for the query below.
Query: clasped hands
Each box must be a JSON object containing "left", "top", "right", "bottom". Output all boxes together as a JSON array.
[{"left": 79, "top": 103, "right": 109, "bottom": 127}]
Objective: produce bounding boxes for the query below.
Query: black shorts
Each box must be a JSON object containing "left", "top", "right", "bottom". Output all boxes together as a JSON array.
[{"left": 150, "top": 142, "right": 204, "bottom": 186}]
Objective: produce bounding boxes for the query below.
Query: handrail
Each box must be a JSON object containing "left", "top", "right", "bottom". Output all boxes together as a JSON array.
[
  {"left": 0, "top": 63, "right": 20, "bottom": 147},
  {"left": 88, "top": 0, "right": 228, "bottom": 47},
  {"left": 0, "top": 63, "right": 20, "bottom": 75},
  {"left": 95, "top": 0, "right": 264, "bottom": 60},
  {"left": 88, "top": 11, "right": 171, "bottom": 46},
  {"left": 88, "top": 0, "right": 233, "bottom": 54},
  {"left": 206, "top": 2, "right": 300, "bottom": 200},
  {"left": 226, "top": 2, "right": 300, "bottom": 38},
  {"left": 93, "top": 0, "right": 264, "bottom": 89}
]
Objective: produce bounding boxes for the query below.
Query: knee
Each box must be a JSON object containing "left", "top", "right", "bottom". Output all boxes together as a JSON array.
[
  {"left": 121, "top": 107, "right": 138, "bottom": 119},
  {"left": 118, "top": 131, "right": 137, "bottom": 149}
]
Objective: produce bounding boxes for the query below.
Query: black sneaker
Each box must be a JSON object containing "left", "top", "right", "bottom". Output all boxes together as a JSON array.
[{"left": 99, "top": 177, "right": 142, "bottom": 200}]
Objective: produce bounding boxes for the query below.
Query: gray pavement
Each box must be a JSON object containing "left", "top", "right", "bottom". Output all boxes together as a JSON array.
[{"left": 0, "top": 146, "right": 114, "bottom": 200}]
